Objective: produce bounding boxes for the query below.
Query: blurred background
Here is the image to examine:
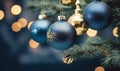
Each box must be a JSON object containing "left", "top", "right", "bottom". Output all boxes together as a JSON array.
[{"left": 0, "top": 0, "right": 120, "bottom": 71}]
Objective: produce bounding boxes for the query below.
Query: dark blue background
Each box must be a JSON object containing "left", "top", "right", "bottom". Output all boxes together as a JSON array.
[{"left": 0, "top": 0, "right": 120, "bottom": 71}]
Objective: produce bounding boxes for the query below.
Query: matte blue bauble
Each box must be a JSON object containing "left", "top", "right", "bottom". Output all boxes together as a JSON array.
[
  {"left": 47, "top": 20, "right": 77, "bottom": 50},
  {"left": 83, "top": 0, "right": 112, "bottom": 30},
  {"left": 30, "top": 19, "right": 51, "bottom": 44}
]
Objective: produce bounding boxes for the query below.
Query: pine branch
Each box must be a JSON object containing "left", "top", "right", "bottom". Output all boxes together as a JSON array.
[
  {"left": 62, "top": 44, "right": 100, "bottom": 64},
  {"left": 26, "top": 0, "right": 120, "bottom": 21},
  {"left": 62, "top": 36, "right": 120, "bottom": 68},
  {"left": 101, "top": 50, "right": 120, "bottom": 68},
  {"left": 25, "top": 0, "right": 120, "bottom": 68}
]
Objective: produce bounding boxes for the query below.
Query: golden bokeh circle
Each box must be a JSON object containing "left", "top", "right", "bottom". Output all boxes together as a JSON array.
[
  {"left": 28, "top": 21, "right": 33, "bottom": 29},
  {"left": 61, "top": 0, "right": 76, "bottom": 5},
  {"left": 11, "top": 5, "right": 22, "bottom": 15},
  {"left": 29, "top": 39, "right": 40, "bottom": 49},
  {"left": 95, "top": 66, "right": 105, "bottom": 71},
  {"left": 113, "top": 27, "right": 119, "bottom": 37},
  {"left": 18, "top": 18, "right": 27, "bottom": 28},
  {"left": 87, "top": 28, "right": 97, "bottom": 37},
  {"left": 12, "top": 22, "right": 22, "bottom": 32},
  {"left": 0, "top": 10, "right": 4, "bottom": 20}
]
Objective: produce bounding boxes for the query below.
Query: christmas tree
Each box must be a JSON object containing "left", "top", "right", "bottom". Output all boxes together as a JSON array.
[{"left": 27, "top": 0, "right": 120, "bottom": 69}]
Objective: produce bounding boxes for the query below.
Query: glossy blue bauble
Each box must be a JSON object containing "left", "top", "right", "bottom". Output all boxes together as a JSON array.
[
  {"left": 83, "top": 0, "right": 112, "bottom": 30},
  {"left": 30, "top": 19, "right": 51, "bottom": 44},
  {"left": 47, "top": 21, "right": 77, "bottom": 50}
]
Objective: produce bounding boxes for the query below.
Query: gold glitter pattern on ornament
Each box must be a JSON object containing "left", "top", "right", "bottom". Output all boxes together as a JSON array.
[
  {"left": 68, "top": 0, "right": 88, "bottom": 35},
  {"left": 62, "top": 55, "right": 73, "bottom": 64},
  {"left": 47, "top": 30, "right": 57, "bottom": 42}
]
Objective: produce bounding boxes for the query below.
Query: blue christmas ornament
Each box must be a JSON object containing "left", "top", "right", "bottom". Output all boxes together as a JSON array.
[
  {"left": 47, "top": 15, "right": 77, "bottom": 50},
  {"left": 83, "top": 0, "right": 112, "bottom": 30},
  {"left": 30, "top": 14, "right": 51, "bottom": 44}
]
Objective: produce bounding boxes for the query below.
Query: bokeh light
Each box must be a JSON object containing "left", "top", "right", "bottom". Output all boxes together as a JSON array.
[
  {"left": 0, "top": 10, "right": 5, "bottom": 20},
  {"left": 29, "top": 39, "right": 40, "bottom": 49},
  {"left": 18, "top": 18, "right": 27, "bottom": 28},
  {"left": 87, "top": 28, "right": 97, "bottom": 37},
  {"left": 113, "top": 27, "right": 119, "bottom": 37},
  {"left": 95, "top": 66, "right": 105, "bottom": 71},
  {"left": 12, "top": 22, "right": 22, "bottom": 32},
  {"left": 11, "top": 5, "right": 22, "bottom": 15},
  {"left": 28, "top": 21, "right": 33, "bottom": 29},
  {"left": 0, "top": 10, "right": 4, "bottom": 20}
]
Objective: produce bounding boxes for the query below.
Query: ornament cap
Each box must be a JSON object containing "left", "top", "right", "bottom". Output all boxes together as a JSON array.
[
  {"left": 38, "top": 11, "right": 46, "bottom": 19},
  {"left": 58, "top": 15, "right": 66, "bottom": 21}
]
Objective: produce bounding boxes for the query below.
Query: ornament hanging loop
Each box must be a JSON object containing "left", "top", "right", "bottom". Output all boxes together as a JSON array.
[
  {"left": 38, "top": 11, "right": 46, "bottom": 19},
  {"left": 58, "top": 0, "right": 66, "bottom": 21},
  {"left": 75, "top": 0, "right": 82, "bottom": 14},
  {"left": 38, "top": 0, "right": 46, "bottom": 19}
]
